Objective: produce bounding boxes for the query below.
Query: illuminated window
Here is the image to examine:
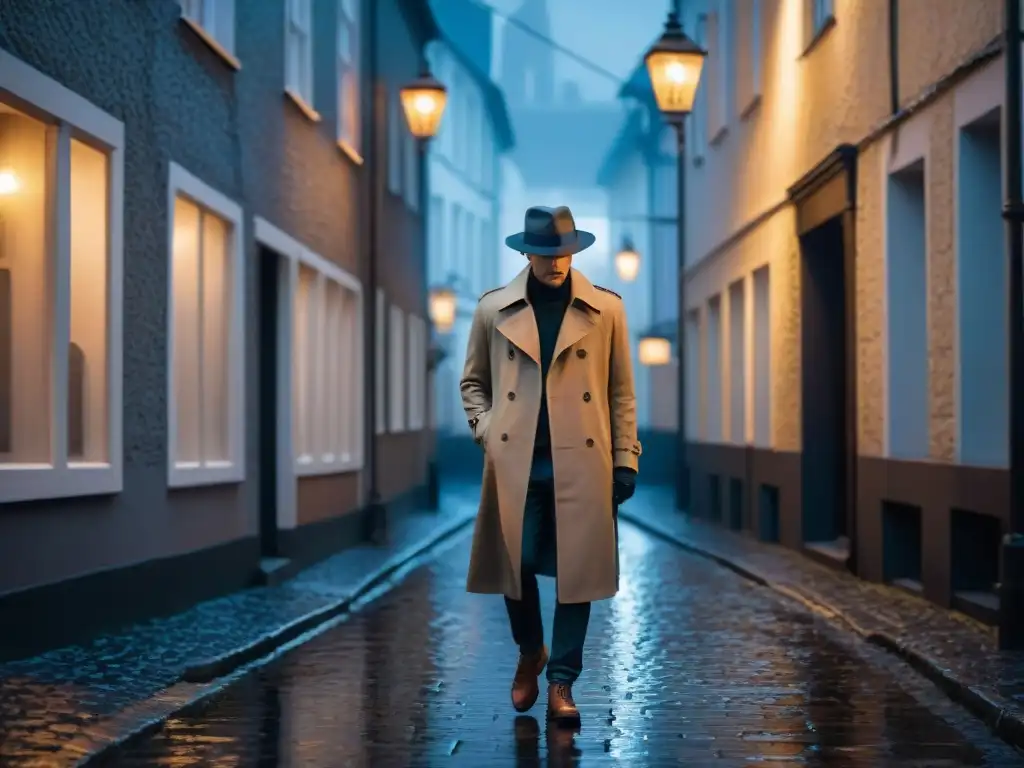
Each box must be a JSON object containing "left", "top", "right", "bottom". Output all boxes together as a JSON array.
[
  {"left": 292, "top": 262, "right": 362, "bottom": 473},
  {"left": 0, "top": 52, "right": 125, "bottom": 503},
  {"left": 168, "top": 163, "right": 244, "bottom": 487}
]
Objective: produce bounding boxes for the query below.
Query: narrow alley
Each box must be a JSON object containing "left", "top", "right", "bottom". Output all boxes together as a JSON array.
[{"left": 95, "top": 524, "right": 1021, "bottom": 767}]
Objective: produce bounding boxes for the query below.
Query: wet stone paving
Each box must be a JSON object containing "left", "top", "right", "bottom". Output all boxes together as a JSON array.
[{"left": 98, "top": 524, "right": 1023, "bottom": 767}]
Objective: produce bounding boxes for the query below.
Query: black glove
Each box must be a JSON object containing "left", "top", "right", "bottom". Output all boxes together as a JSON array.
[{"left": 612, "top": 467, "right": 637, "bottom": 506}]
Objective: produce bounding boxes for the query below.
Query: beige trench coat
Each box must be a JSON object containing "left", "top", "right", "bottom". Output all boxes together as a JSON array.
[{"left": 459, "top": 266, "right": 641, "bottom": 604}]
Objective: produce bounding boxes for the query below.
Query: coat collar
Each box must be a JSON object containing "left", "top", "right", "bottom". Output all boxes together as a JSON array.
[{"left": 494, "top": 267, "right": 602, "bottom": 366}]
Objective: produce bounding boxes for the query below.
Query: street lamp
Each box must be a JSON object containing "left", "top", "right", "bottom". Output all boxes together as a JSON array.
[
  {"left": 428, "top": 285, "right": 457, "bottom": 334},
  {"left": 638, "top": 334, "right": 672, "bottom": 366},
  {"left": 400, "top": 67, "right": 448, "bottom": 140},
  {"left": 644, "top": 5, "right": 706, "bottom": 512},
  {"left": 615, "top": 236, "right": 641, "bottom": 282}
]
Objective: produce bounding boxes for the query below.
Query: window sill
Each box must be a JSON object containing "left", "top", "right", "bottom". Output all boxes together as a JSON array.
[
  {"left": 337, "top": 139, "right": 364, "bottom": 166},
  {"left": 179, "top": 17, "right": 241, "bottom": 71},
  {"left": 801, "top": 15, "right": 836, "bottom": 59},
  {"left": 284, "top": 88, "right": 322, "bottom": 123},
  {"left": 0, "top": 463, "right": 122, "bottom": 503},
  {"left": 295, "top": 455, "right": 363, "bottom": 476},
  {"left": 169, "top": 460, "right": 244, "bottom": 488}
]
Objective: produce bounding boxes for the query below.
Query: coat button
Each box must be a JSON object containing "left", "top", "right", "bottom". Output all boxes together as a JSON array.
[
  {"left": 501, "top": 433, "right": 509, "bottom": 442},
  {"left": 585, "top": 438, "right": 594, "bottom": 447},
  {"left": 576, "top": 349, "right": 587, "bottom": 359},
  {"left": 508, "top": 348, "right": 515, "bottom": 360},
  {"left": 582, "top": 392, "right": 591, "bottom": 402},
  {"left": 507, "top": 391, "right": 516, "bottom": 401}
]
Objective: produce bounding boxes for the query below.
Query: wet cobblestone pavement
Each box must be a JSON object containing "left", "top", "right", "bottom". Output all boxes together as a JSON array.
[
  {"left": 0, "top": 498, "right": 477, "bottom": 765},
  {"left": 98, "top": 523, "right": 1023, "bottom": 767},
  {"left": 619, "top": 488, "right": 1024, "bottom": 744}
]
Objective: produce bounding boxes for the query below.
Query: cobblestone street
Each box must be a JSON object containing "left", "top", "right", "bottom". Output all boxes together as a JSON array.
[{"left": 97, "top": 523, "right": 1023, "bottom": 767}]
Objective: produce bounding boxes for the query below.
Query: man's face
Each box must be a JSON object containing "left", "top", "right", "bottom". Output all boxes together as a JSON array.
[{"left": 528, "top": 254, "right": 572, "bottom": 288}]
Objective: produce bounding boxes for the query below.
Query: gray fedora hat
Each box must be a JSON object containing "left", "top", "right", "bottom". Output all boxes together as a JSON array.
[{"left": 504, "top": 205, "right": 596, "bottom": 257}]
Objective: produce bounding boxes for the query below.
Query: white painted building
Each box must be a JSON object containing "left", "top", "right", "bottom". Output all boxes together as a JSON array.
[{"left": 425, "top": 37, "right": 513, "bottom": 434}]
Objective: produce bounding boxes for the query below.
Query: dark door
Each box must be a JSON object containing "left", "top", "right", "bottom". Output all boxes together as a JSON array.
[
  {"left": 800, "top": 216, "right": 849, "bottom": 550},
  {"left": 258, "top": 246, "right": 280, "bottom": 558}
]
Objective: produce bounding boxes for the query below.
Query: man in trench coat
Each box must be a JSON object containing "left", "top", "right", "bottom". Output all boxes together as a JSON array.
[{"left": 460, "top": 205, "right": 642, "bottom": 724}]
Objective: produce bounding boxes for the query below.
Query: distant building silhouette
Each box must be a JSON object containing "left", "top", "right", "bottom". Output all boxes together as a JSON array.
[{"left": 501, "top": 0, "right": 555, "bottom": 106}]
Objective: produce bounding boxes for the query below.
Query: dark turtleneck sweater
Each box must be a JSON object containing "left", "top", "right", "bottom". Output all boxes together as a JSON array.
[{"left": 527, "top": 270, "right": 572, "bottom": 463}]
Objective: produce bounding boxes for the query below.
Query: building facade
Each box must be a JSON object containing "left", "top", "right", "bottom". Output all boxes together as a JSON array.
[
  {"left": 425, "top": 38, "right": 513, "bottom": 439},
  {"left": 0, "top": 0, "right": 436, "bottom": 660},
  {"left": 598, "top": 68, "right": 682, "bottom": 481},
  {"left": 679, "top": 0, "right": 1011, "bottom": 623}
]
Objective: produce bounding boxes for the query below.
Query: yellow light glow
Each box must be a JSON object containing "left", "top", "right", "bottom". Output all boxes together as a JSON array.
[
  {"left": 645, "top": 50, "right": 705, "bottom": 116},
  {"left": 638, "top": 336, "right": 672, "bottom": 367},
  {"left": 0, "top": 169, "right": 21, "bottom": 195},
  {"left": 615, "top": 247, "right": 640, "bottom": 282},
  {"left": 400, "top": 82, "right": 448, "bottom": 139},
  {"left": 429, "top": 287, "right": 456, "bottom": 333}
]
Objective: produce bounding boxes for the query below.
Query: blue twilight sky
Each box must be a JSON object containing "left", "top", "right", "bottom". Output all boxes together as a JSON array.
[{"left": 488, "top": 0, "right": 670, "bottom": 102}]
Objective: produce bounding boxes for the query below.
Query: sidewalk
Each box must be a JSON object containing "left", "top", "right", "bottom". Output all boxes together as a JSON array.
[
  {"left": 619, "top": 486, "right": 1024, "bottom": 752},
  {"left": 0, "top": 490, "right": 479, "bottom": 767}
]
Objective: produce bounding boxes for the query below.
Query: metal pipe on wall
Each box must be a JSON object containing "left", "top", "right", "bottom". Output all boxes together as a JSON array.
[
  {"left": 1000, "top": 0, "right": 1024, "bottom": 649},
  {"left": 364, "top": 0, "right": 386, "bottom": 540}
]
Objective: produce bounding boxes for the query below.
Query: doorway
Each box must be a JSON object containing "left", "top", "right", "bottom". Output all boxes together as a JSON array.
[
  {"left": 800, "top": 216, "right": 850, "bottom": 561},
  {"left": 258, "top": 245, "right": 281, "bottom": 558}
]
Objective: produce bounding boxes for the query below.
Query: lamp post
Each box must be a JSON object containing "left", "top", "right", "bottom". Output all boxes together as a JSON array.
[
  {"left": 615, "top": 236, "right": 641, "bottom": 282},
  {"left": 1000, "top": 0, "right": 1024, "bottom": 650},
  {"left": 644, "top": 3, "right": 706, "bottom": 512}
]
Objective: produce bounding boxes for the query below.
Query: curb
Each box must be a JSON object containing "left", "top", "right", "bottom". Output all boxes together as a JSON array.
[
  {"left": 181, "top": 512, "right": 476, "bottom": 683},
  {"left": 618, "top": 509, "right": 1024, "bottom": 753},
  {"left": 68, "top": 513, "right": 475, "bottom": 767}
]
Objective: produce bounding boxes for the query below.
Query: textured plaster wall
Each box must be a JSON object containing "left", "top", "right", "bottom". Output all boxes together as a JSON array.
[
  {"left": 0, "top": 0, "right": 254, "bottom": 593},
  {"left": 683, "top": 0, "right": 1004, "bottom": 460}
]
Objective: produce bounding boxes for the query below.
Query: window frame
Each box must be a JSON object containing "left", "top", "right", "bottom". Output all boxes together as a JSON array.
[
  {"left": 375, "top": 288, "right": 386, "bottom": 435},
  {"left": 388, "top": 304, "right": 406, "bottom": 433},
  {"left": 404, "top": 131, "right": 420, "bottom": 211},
  {"left": 290, "top": 251, "right": 364, "bottom": 476},
  {"left": 285, "top": 0, "right": 317, "bottom": 119},
  {"left": 178, "top": 0, "right": 240, "bottom": 70},
  {"left": 166, "top": 162, "right": 245, "bottom": 488},
  {"left": 336, "top": 0, "right": 362, "bottom": 161},
  {"left": 0, "top": 51, "right": 126, "bottom": 504},
  {"left": 387, "top": 89, "right": 404, "bottom": 195},
  {"left": 406, "top": 314, "right": 427, "bottom": 431}
]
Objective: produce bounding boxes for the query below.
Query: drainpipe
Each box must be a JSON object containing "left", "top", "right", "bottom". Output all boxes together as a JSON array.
[
  {"left": 1000, "top": 0, "right": 1024, "bottom": 650},
  {"left": 364, "top": 0, "right": 387, "bottom": 542},
  {"left": 887, "top": 0, "right": 899, "bottom": 114}
]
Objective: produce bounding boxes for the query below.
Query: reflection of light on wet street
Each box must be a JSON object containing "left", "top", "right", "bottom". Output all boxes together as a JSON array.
[{"left": 98, "top": 523, "right": 1022, "bottom": 766}]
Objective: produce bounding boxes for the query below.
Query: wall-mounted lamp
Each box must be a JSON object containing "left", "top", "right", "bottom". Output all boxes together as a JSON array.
[
  {"left": 638, "top": 335, "right": 673, "bottom": 367},
  {"left": 428, "top": 285, "right": 457, "bottom": 334},
  {"left": 400, "top": 68, "right": 448, "bottom": 140},
  {"left": 615, "top": 236, "right": 640, "bottom": 282}
]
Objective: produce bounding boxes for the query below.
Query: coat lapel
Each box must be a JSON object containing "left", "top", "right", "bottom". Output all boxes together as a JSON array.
[
  {"left": 552, "top": 268, "right": 601, "bottom": 361},
  {"left": 494, "top": 267, "right": 541, "bottom": 365},
  {"left": 496, "top": 305, "right": 541, "bottom": 365}
]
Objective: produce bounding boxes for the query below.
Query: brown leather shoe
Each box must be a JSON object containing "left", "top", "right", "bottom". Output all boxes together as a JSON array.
[
  {"left": 547, "top": 682, "right": 581, "bottom": 724},
  {"left": 511, "top": 646, "right": 548, "bottom": 712}
]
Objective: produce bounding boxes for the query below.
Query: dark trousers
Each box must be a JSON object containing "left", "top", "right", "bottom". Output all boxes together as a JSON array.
[{"left": 504, "top": 464, "right": 591, "bottom": 684}]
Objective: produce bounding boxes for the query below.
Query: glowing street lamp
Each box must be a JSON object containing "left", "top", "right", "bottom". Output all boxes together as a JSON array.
[
  {"left": 400, "top": 68, "right": 448, "bottom": 140},
  {"left": 0, "top": 169, "right": 21, "bottom": 196},
  {"left": 615, "top": 237, "right": 641, "bottom": 282},
  {"left": 428, "top": 285, "right": 457, "bottom": 334},
  {"left": 643, "top": 11, "right": 707, "bottom": 121},
  {"left": 638, "top": 335, "right": 672, "bottom": 367}
]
